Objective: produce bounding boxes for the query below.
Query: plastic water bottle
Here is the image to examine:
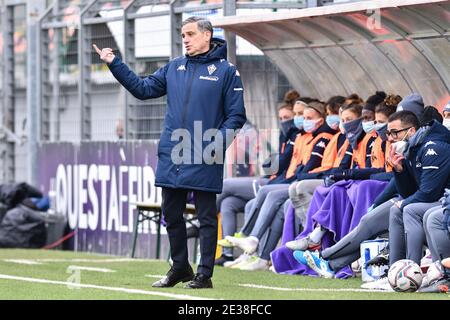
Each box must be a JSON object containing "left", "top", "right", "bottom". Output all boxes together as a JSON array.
[
  {"left": 365, "top": 248, "right": 372, "bottom": 278},
  {"left": 48, "top": 178, "right": 57, "bottom": 215}
]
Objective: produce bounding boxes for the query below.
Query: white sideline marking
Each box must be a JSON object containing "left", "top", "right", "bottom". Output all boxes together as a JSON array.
[
  {"left": 67, "top": 266, "right": 116, "bottom": 273},
  {"left": 2, "top": 258, "right": 148, "bottom": 264},
  {"left": 3, "top": 259, "right": 43, "bottom": 265},
  {"left": 145, "top": 274, "right": 166, "bottom": 279},
  {"left": 36, "top": 258, "right": 148, "bottom": 263},
  {"left": 239, "top": 283, "right": 394, "bottom": 293},
  {"left": 0, "top": 274, "right": 212, "bottom": 300}
]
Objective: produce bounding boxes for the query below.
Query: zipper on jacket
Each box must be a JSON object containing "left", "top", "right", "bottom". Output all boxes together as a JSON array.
[{"left": 181, "top": 63, "right": 199, "bottom": 128}]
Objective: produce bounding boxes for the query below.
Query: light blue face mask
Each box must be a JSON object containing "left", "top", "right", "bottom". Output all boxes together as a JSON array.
[
  {"left": 294, "top": 116, "right": 304, "bottom": 130},
  {"left": 326, "top": 115, "right": 340, "bottom": 130},
  {"left": 362, "top": 121, "right": 375, "bottom": 133},
  {"left": 374, "top": 123, "right": 386, "bottom": 131},
  {"left": 303, "top": 119, "right": 319, "bottom": 133}
]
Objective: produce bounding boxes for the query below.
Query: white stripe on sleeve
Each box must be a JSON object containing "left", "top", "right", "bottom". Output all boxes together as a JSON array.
[{"left": 311, "top": 152, "right": 323, "bottom": 158}]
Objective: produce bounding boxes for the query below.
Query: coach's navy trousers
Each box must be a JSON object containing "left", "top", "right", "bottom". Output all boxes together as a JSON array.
[{"left": 162, "top": 187, "right": 217, "bottom": 278}]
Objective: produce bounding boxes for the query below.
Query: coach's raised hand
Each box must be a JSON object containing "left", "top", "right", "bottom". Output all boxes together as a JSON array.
[{"left": 93, "top": 44, "right": 115, "bottom": 64}]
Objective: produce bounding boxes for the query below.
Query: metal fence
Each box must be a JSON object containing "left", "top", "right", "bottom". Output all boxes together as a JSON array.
[{"left": 3, "top": 0, "right": 321, "bottom": 184}]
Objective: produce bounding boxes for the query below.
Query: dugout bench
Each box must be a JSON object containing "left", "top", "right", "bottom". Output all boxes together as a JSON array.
[{"left": 131, "top": 202, "right": 197, "bottom": 260}]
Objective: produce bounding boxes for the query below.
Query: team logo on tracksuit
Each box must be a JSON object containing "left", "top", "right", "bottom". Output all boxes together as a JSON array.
[
  {"left": 207, "top": 64, "right": 217, "bottom": 75},
  {"left": 316, "top": 141, "right": 326, "bottom": 149},
  {"left": 425, "top": 148, "right": 438, "bottom": 156}
]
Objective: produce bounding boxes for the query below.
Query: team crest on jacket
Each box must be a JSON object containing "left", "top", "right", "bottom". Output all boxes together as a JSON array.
[
  {"left": 425, "top": 148, "right": 438, "bottom": 156},
  {"left": 177, "top": 65, "right": 186, "bottom": 71},
  {"left": 207, "top": 64, "right": 217, "bottom": 75}
]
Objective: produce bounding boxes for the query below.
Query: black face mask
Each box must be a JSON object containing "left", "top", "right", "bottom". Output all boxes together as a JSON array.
[
  {"left": 343, "top": 118, "right": 363, "bottom": 149},
  {"left": 280, "top": 119, "right": 294, "bottom": 137},
  {"left": 375, "top": 123, "right": 388, "bottom": 142}
]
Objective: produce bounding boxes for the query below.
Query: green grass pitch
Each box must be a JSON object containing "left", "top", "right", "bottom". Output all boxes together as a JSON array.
[{"left": 0, "top": 249, "right": 448, "bottom": 300}]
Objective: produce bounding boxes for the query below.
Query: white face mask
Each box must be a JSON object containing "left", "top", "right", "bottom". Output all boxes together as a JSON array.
[
  {"left": 303, "top": 119, "right": 320, "bottom": 133},
  {"left": 391, "top": 128, "right": 412, "bottom": 155},
  {"left": 393, "top": 140, "right": 408, "bottom": 155},
  {"left": 443, "top": 119, "right": 450, "bottom": 131}
]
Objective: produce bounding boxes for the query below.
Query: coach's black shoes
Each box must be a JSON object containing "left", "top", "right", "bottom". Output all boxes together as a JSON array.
[
  {"left": 214, "top": 254, "right": 234, "bottom": 266},
  {"left": 152, "top": 266, "right": 194, "bottom": 288},
  {"left": 184, "top": 273, "right": 213, "bottom": 289}
]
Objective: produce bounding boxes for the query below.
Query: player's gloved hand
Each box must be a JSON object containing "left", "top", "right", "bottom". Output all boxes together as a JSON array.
[
  {"left": 332, "top": 172, "right": 347, "bottom": 182},
  {"left": 328, "top": 168, "right": 352, "bottom": 181}
]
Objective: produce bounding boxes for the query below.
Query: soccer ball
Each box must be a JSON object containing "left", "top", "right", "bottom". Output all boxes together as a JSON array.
[{"left": 388, "top": 259, "right": 423, "bottom": 292}]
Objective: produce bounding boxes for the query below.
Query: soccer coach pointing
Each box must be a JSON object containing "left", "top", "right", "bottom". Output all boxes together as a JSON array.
[{"left": 94, "top": 17, "right": 246, "bottom": 289}]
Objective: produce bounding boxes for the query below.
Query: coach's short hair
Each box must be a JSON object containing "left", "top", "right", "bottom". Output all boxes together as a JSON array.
[
  {"left": 388, "top": 110, "right": 420, "bottom": 129},
  {"left": 182, "top": 16, "right": 213, "bottom": 38}
]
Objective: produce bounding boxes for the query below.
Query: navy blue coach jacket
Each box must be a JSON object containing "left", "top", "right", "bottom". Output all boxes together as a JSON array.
[
  {"left": 394, "top": 120, "right": 450, "bottom": 209},
  {"left": 108, "top": 38, "right": 247, "bottom": 193}
]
